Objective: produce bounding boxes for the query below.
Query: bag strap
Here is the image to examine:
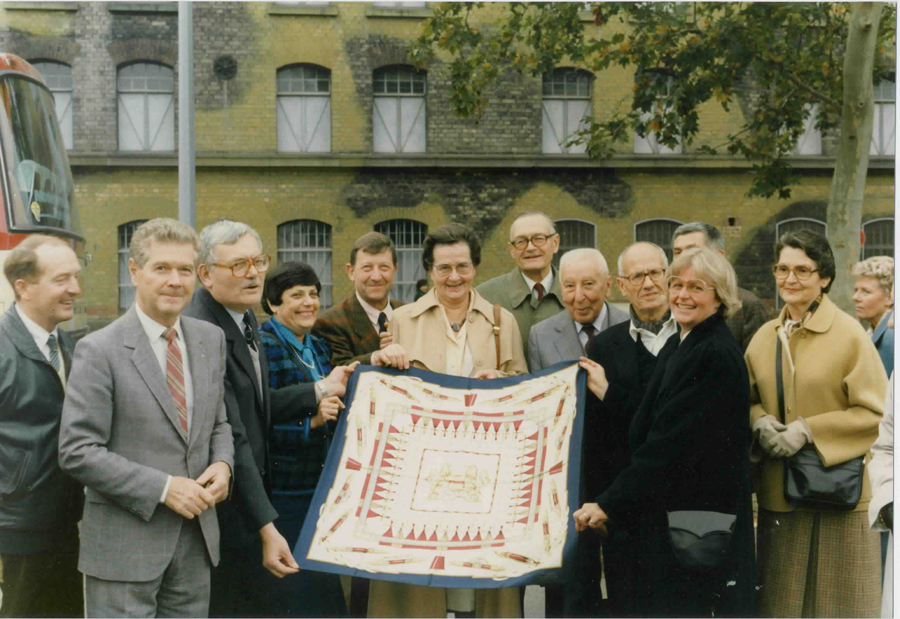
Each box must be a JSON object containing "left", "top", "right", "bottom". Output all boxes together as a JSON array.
[
  {"left": 776, "top": 336, "right": 785, "bottom": 424},
  {"left": 493, "top": 303, "right": 502, "bottom": 371}
]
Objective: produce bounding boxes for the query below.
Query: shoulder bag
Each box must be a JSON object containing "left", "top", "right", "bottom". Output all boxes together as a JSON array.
[{"left": 776, "top": 335, "right": 864, "bottom": 510}]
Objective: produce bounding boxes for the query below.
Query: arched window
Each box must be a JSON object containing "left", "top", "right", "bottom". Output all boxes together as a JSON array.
[
  {"left": 277, "top": 220, "right": 333, "bottom": 308},
  {"left": 774, "top": 217, "right": 827, "bottom": 308},
  {"left": 633, "top": 73, "right": 682, "bottom": 154},
  {"left": 373, "top": 65, "right": 426, "bottom": 153},
  {"left": 118, "top": 220, "right": 147, "bottom": 312},
  {"left": 871, "top": 78, "right": 895, "bottom": 156},
  {"left": 862, "top": 218, "right": 894, "bottom": 260},
  {"left": 32, "top": 61, "right": 73, "bottom": 150},
  {"left": 634, "top": 218, "right": 682, "bottom": 262},
  {"left": 374, "top": 219, "right": 427, "bottom": 303},
  {"left": 542, "top": 68, "right": 591, "bottom": 154},
  {"left": 553, "top": 219, "right": 597, "bottom": 268},
  {"left": 276, "top": 64, "right": 331, "bottom": 153},
  {"left": 117, "top": 62, "right": 175, "bottom": 152}
]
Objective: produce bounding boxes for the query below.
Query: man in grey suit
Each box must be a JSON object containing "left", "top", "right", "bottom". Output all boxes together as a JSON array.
[
  {"left": 60, "top": 218, "right": 234, "bottom": 618},
  {"left": 528, "top": 248, "right": 628, "bottom": 372}
]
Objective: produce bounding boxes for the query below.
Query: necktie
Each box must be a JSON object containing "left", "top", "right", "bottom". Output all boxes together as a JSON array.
[
  {"left": 243, "top": 313, "right": 258, "bottom": 352},
  {"left": 163, "top": 328, "right": 188, "bottom": 435},
  {"left": 533, "top": 283, "right": 545, "bottom": 302},
  {"left": 47, "top": 333, "right": 60, "bottom": 371},
  {"left": 377, "top": 312, "right": 388, "bottom": 334},
  {"left": 581, "top": 324, "right": 597, "bottom": 353}
]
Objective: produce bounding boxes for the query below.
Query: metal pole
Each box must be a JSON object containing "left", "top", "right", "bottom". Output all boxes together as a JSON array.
[{"left": 178, "top": 1, "right": 195, "bottom": 228}]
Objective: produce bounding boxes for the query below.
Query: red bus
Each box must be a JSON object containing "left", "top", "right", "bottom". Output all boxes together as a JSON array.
[{"left": 0, "top": 53, "right": 86, "bottom": 333}]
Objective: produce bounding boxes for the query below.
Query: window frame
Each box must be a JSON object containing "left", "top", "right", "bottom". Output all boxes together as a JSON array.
[
  {"left": 116, "top": 61, "right": 176, "bottom": 152},
  {"left": 861, "top": 217, "right": 895, "bottom": 260},
  {"left": 541, "top": 68, "right": 592, "bottom": 154},
  {"left": 633, "top": 73, "right": 682, "bottom": 155},
  {"left": 553, "top": 218, "right": 597, "bottom": 269},
  {"left": 276, "top": 63, "right": 332, "bottom": 153},
  {"left": 871, "top": 78, "right": 896, "bottom": 156},
  {"left": 372, "top": 65, "right": 427, "bottom": 153},
  {"left": 633, "top": 217, "right": 682, "bottom": 263},
  {"left": 374, "top": 218, "right": 428, "bottom": 304}
]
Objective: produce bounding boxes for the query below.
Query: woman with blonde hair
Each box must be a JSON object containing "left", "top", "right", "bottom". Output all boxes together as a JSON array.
[
  {"left": 852, "top": 255, "right": 894, "bottom": 375},
  {"left": 576, "top": 247, "right": 756, "bottom": 616}
]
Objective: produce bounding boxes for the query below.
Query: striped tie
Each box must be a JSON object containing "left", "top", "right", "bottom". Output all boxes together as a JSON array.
[
  {"left": 47, "top": 333, "right": 60, "bottom": 371},
  {"left": 163, "top": 328, "right": 188, "bottom": 435}
]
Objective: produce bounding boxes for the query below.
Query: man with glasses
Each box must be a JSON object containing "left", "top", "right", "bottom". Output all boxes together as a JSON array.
[
  {"left": 185, "top": 221, "right": 355, "bottom": 617},
  {"left": 477, "top": 211, "right": 564, "bottom": 363},
  {"left": 671, "top": 222, "right": 770, "bottom": 351},
  {"left": 580, "top": 242, "right": 677, "bottom": 617}
]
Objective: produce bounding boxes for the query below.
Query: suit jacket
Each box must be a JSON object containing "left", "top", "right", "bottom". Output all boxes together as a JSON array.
[
  {"left": 312, "top": 294, "right": 403, "bottom": 367},
  {"left": 476, "top": 266, "right": 565, "bottom": 361},
  {"left": 527, "top": 302, "right": 629, "bottom": 371},
  {"left": 0, "top": 306, "right": 81, "bottom": 554},
  {"left": 59, "top": 307, "right": 234, "bottom": 582},
  {"left": 184, "top": 287, "right": 318, "bottom": 549}
]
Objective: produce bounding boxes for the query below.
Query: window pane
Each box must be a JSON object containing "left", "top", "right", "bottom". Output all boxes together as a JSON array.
[
  {"left": 118, "top": 93, "right": 146, "bottom": 151},
  {"left": 399, "top": 97, "right": 426, "bottom": 153},
  {"left": 277, "top": 220, "right": 333, "bottom": 309},
  {"left": 635, "top": 219, "right": 681, "bottom": 262},
  {"left": 375, "top": 220, "right": 427, "bottom": 304},
  {"left": 862, "top": 219, "right": 894, "bottom": 259},
  {"left": 553, "top": 220, "right": 597, "bottom": 269},
  {"left": 373, "top": 97, "right": 400, "bottom": 152},
  {"left": 146, "top": 94, "right": 175, "bottom": 151},
  {"left": 542, "top": 99, "right": 565, "bottom": 154},
  {"left": 794, "top": 104, "right": 822, "bottom": 156}
]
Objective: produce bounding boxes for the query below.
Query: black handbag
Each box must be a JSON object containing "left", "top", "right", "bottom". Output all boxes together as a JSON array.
[
  {"left": 667, "top": 510, "right": 736, "bottom": 569},
  {"left": 776, "top": 335, "right": 864, "bottom": 510}
]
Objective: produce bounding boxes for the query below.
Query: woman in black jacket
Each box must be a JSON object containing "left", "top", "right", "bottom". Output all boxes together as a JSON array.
[{"left": 577, "top": 247, "right": 756, "bottom": 617}]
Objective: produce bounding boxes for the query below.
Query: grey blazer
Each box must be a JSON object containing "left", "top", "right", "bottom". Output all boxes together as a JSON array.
[
  {"left": 527, "top": 302, "right": 629, "bottom": 371},
  {"left": 59, "top": 307, "right": 234, "bottom": 582}
]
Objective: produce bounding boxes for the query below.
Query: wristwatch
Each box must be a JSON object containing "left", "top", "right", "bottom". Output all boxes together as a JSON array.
[{"left": 318, "top": 381, "right": 329, "bottom": 399}]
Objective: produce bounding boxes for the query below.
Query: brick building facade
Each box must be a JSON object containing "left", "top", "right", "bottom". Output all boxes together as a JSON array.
[{"left": 0, "top": 1, "right": 894, "bottom": 329}]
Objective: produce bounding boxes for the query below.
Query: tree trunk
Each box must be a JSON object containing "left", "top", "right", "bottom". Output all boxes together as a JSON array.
[{"left": 826, "top": 2, "right": 884, "bottom": 313}]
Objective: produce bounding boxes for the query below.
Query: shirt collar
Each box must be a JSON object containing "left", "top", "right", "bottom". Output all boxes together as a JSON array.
[
  {"left": 628, "top": 313, "right": 677, "bottom": 342},
  {"left": 14, "top": 303, "right": 58, "bottom": 348},
  {"left": 356, "top": 291, "right": 393, "bottom": 327},
  {"left": 135, "top": 302, "right": 184, "bottom": 344},
  {"left": 521, "top": 269, "right": 553, "bottom": 294},
  {"left": 225, "top": 306, "right": 246, "bottom": 331},
  {"left": 577, "top": 303, "right": 608, "bottom": 333}
]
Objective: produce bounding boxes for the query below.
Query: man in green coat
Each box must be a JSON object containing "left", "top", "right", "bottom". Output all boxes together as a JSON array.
[{"left": 477, "top": 211, "right": 564, "bottom": 366}]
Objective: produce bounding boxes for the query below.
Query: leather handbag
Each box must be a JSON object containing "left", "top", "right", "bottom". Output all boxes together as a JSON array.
[
  {"left": 776, "top": 335, "right": 864, "bottom": 510},
  {"left": 667, "top": 510, "right": 736, "bottom": 569}
]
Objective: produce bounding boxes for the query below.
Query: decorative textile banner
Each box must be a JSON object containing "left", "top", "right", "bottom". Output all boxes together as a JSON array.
[{"left": 294, "top": 361, "right": 585, "bottom": 588}]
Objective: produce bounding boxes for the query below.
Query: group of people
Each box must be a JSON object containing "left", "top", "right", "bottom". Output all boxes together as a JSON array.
[{"left": 0, "top": 210, "right": 892, "bottom": 618}]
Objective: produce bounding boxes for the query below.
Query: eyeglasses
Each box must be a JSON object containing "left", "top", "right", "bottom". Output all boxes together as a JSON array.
[
  {"left": 667, "top": 276, "right": 716, "bottom": 295},
  {"left": 212, "top": 255, "right": 271, "bottom": 277},
  {"left": 509, "top": 233, "right": 557, "bottom": 251},
  {"left": 620, "top": 268, "right": 665, "bottom": 286},
  {"left": 772, "top": 264, "right": 819, "bottom": 281},
  {"left": 433, "top": 262, "right": 474, "bottom": 277}
]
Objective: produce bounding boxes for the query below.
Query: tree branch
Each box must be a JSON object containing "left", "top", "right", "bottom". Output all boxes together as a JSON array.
[{"left": 782, "top": 69, "right": 841, "bottom": 108}]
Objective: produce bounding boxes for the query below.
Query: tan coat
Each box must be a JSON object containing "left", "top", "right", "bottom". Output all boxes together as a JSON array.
[
  {"left": 389, "top": 288, "right": 528, "bottom": 377},
  {"left": 745, "top": 294, "right": 887, "bottom": 512}
]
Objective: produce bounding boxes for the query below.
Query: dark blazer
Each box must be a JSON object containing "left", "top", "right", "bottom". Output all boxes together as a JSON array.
[
  {"left": 184, "top": 287, "right": 318, "bottom": 549},
  {"left": 312, "top": 294, "right": 403, "bottom": 366},
  {"left": 0, "top": 306, "right": 81, "bottom": 554},
  {"left": 596, "top": 314, "right": 756, "bottom": 617}
]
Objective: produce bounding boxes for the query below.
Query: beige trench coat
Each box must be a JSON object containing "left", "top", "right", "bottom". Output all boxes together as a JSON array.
[{"left": 745, "top": 294, "right": 888, "bottom": 512}]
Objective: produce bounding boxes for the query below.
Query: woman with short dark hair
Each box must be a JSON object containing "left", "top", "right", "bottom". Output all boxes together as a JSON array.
[
  {"left": 746, "top": 229, "right": 887, "bottom": 617},
  {"left": 258, "top": 260, "right": 352, "bottom": 617}
]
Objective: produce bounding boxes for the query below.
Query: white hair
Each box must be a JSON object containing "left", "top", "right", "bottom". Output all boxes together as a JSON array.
[
  {"left": 198, "top": 220, "right": 262, "bottom": 266},
  {"left": 560, "top": 248, "right": 609, "bottom": 278},
  {"left": 616, "top": 242, "right": 668, "bottom": 275}
]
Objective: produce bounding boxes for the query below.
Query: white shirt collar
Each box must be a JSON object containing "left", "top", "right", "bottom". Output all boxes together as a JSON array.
[
  {"left": 521, "top": 269, "right": 553, "bottom": 294},
  {"left": 225, "top": 306, "right": 247, "bottom": 331},
  {"left": 577, "top": 303, "right": 608, "bottom": 333},
  {"left": 356, "top": 291, "right": 393, "bottom": 330},
  {"left": 14, "top": 303, "right": 58, "bottom": 349},
  {"left": 627, "top": 313, "right": 678, "bottom": 356},
  {"left": 135, "top": 302, "right": 184, "bottom": 345}
]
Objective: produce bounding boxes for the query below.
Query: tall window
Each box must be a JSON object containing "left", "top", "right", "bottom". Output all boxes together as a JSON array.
[
  {"left": 373, "top": 65, "right": 426, "bottom": 153},
  {"left": 793, "top": 104, "right": 822, "bottom": 155},
  {"left": 871, "top": 78, "right": 895, "bottom": 156},
  {"left": 774, "top": 218, "right": 827, "bottom": 308},
  {"left": 862, "top": 218, "right": 894, "bottom": 259},
  {"left": 634, "top": 218, "right": 681, "bottom": 262},
  {"left": 375, "top": 219, "right": 427, "bottom": 303},
  {"left": 553, "top": 219, "right": 596, "bottom": 269},
  {"left": 634, "top": 74, "right": 682, "bottom": 154},
  {"left": 118, "top": 220, "right": 147, "bottom": 312},
  {"left": 276, "top": 64, "right": 332, "bottom": 153},
  {"left": 32, "top": 61, "right": 73, "bottom": 150},
  {"left": 277, "top": 220, "right": 333, "bottom": 308},
  {"left": 117, "top": 62, "right": 175, "bottom": 152},
  {"left": 542, "top": 68, "right": 591, "bottom": 154}
]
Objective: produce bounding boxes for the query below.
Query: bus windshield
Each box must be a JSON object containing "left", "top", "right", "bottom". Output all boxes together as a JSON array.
[{"left": 0, "top": 74, "right": 75, "bottom": 234}]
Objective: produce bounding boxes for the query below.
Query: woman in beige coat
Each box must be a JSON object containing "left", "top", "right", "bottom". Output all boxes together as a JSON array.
[
  {"left": 370, "top": 223, "right": 527, "bottom": 618},
  {"left": 745, "top": 229, "right": 888, "bottom": 617}
]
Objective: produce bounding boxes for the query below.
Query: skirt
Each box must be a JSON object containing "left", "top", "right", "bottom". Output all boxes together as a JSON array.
[{"left": 757, "top": 508, "right": 881, "bottom": 617}]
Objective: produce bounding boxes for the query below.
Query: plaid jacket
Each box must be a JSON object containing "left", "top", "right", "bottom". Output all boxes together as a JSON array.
[{"left": 311, "top": 294, "right": 403, "bottom": 367}]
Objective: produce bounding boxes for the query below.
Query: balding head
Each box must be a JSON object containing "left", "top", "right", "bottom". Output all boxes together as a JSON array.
[{"left": 616, "top": 242, "right": 668, "bottom": 323}]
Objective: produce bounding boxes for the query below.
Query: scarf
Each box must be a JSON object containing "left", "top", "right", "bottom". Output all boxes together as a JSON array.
[{"left": 269, "top": 318, "right": 325, "bottom": 382}]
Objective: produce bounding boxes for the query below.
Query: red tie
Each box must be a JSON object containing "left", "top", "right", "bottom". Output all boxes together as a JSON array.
[
  {"left": 534, "top": 283, "right": 545, "bottom": 302},
  {"left": 163, "top": 328, "right": 188, "bottom": 434},
  {"left": 582, "top": 324, "right": 597, "bottom": 353}
]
